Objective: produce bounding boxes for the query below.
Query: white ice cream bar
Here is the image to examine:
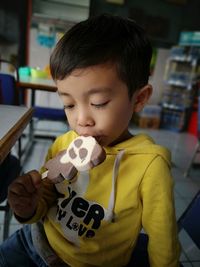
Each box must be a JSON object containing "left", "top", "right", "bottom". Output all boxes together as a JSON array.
[{"left": 42, "top": 136, "right": 106, "bottom": 183}]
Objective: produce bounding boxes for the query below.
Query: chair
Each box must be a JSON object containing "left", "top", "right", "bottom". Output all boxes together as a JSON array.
[
  {"left": 127, "top": 233, "right": 150, "bottom": 267},
  {"left": 0, "top": 60, "right": 22, "bottom": 240},
  {"left": 0, "top": 154, "right": 21, "bottom": 240},
  {"left": 19, "top": 72, "right": 66, "bottom": 140},
  {"left": 32, "top": 105, "right": 67, "bottom": 140},
  {"left": 30, "top": 75, "right": 67, "bottom": 140},
  {"left": 178, "top": 190, "right": 200, "bottom": 249},
  {"left": 1, "top": 58, "right": 66, "bottom": 141},
  {"left": 0, "top": 59, "right": 20, "bottom": 105}
]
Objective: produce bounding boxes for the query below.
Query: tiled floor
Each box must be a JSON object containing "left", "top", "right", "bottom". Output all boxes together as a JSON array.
[{"left": 0, "top": 122, "right": 200, "bottom": 266}]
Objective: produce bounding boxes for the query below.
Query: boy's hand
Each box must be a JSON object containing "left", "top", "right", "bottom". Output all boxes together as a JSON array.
[{"left": 8, "top": 170, "right": 42, "bottom": 220}]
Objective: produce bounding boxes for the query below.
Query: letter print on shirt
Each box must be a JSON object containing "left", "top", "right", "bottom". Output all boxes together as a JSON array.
[{"left": 48, "top": 171, "right": 111, "bottom": 246}]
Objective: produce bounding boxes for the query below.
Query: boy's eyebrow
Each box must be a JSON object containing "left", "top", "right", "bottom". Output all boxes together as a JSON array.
[
  {"left": 86, "top": 87, "right": 113, "bottom": 95},
  {"left": 58, "top": 87, "right": 113, "bottom": 97}
]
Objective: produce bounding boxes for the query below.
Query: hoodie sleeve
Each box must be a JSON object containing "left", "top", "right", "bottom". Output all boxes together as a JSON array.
[
  {"left": 27, "top": 131, "right": 78, "bottom": 222},
  {"left": 140, "top": 155, "right": 180, "bottom": 267},
  {"left": 22, "top": 133, "right": 73, "bottom": 224},
  {"left": 21, "top": 142, "right": 59, "bottom": 224}
]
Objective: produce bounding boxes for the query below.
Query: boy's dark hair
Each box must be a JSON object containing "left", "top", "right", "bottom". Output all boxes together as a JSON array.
[{"left": 50, "top": 14, "right": 152, "bottom": 97}]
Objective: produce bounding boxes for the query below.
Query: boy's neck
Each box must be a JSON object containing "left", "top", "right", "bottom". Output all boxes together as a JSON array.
[{"left": 109, "top": 131, "right": 133, "bottom": 146}]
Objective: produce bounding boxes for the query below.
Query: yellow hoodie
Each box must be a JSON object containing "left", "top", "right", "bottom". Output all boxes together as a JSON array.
[{"left": 29, "top": 130, "right": 180, "bottom": 267}]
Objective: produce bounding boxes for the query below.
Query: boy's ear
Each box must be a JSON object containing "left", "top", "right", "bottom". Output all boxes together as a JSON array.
[{"left": 132, "top": 84, "right": 152, "bottom": 113}]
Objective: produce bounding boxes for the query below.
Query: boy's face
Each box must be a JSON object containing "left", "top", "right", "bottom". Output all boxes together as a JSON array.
[{"left": 57, "top": 63, "right": 147, "bottom": 146}]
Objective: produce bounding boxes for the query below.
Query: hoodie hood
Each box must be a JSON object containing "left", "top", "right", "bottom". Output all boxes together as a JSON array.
[{"left": 104, "top": 133, "right": 171, "bottom": 167}]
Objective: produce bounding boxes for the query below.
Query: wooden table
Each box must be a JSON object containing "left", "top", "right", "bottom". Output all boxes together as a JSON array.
[
  {"left": 18, "top": 76, "right": 57, "bottom": 92},
  {"left": 0, "top": 105, "right": 33, "bottom": 164},
  {"left": 17, "top": 76, "right": 57, "bottom": 106}
]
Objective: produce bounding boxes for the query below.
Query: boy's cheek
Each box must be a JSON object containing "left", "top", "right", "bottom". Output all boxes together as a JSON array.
[{"left": 66, "top": 116, "right": 72, "bottom": 126}]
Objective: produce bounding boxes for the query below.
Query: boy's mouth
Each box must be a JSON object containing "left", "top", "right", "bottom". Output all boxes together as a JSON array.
[{"left": 79, "top": 133, "right": 104, "bottom": 145}]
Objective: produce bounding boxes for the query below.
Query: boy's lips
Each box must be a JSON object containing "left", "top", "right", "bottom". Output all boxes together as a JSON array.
[{"left": 79, "top": 133, "right": 104, "bottom": 144}]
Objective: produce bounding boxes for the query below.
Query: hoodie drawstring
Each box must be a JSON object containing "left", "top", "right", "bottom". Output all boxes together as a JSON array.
[{"left": 107, "top": 150, "right": 125, "bottom": 222}]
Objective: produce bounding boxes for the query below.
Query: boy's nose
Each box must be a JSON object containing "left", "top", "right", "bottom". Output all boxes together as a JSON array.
[{"left": 77, "top": 110, "right": 94, "bottom": 127}]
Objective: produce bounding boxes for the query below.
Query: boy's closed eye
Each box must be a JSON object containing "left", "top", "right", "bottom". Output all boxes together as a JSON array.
[
  {"left": 91, "top": 100, "right": 110, "bottom": 108},
  {"left": 63, "top": 101, "right": 110, "bottom": 110},
  {"left": 64, "top": 104, "right": 74, "bottom": 110}
]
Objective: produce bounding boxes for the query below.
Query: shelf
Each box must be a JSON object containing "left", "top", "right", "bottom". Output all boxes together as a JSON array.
[
  {"left": 161, "top": 44, "right": 200, "bottom": 132},
  {"left": 168, "top": 56, "right": 198, "bottom": 65},
  {"left": 165, "top": 80, "right": 193, "bottom": 90},
  {"left": 162, "top": 103, "right": 189, "bottom": 110}
]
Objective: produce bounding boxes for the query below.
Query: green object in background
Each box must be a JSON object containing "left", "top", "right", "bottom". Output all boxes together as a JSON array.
[
  {"left": 30, "top": 68, "right": 48, "bottom": 78},
  {"left": 19, "top": 66, "right": 31, "bottom": 77},
  {"left": 19, "top": 66, "right": 48, "bottom": 79}
]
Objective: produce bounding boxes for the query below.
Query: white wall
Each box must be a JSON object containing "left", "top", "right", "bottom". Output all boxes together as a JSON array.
[
  {"left": 29, "top": 28, "right": 52, "bottom": 69},
  {"left": 29, "top": 28, "right": 62, "bottom": 108}
]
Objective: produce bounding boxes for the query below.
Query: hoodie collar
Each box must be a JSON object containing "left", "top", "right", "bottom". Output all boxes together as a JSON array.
[{"left": 104, "top": 133, "right": 171, "bottom": 167}]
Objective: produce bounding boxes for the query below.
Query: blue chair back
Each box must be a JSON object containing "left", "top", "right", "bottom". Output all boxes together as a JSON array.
[
  {"left": 178, "top": 190, "right": 200, "bottom": 248},
  {"left": 0, "top": 59, "right": 19, "bottom": 105},
  {"left": 34, "top": 106, "right": 66, "bottom": 121},
  {"left": 0, "top": 73, "right": 19, "bottom": 105}
]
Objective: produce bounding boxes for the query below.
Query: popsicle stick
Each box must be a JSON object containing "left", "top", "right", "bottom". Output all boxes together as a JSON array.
[{"left": 41, "top": 170, "right": 48, "bottom": 179}]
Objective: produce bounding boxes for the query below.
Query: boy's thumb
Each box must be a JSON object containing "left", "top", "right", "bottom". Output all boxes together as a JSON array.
[{"left": 27, "top": 170, "right": 42, "bottom": 189}]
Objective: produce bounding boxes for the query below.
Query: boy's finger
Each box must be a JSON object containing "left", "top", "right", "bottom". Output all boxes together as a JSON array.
[
  {"left": 9, "top": 195, "right": 37, "bottom": 208},
  {"left": 26, "top": 170, "right": 42, "bottom": 190},
  {"left": 8, "top": 170, "right": 42, "bottom": 196},
  {"left": 9, "top": 181, "right": 32, "bottom": 197}
]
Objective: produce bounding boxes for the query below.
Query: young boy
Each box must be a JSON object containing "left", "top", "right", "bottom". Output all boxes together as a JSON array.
[{"left": 0, "top": 14, "right": 180, "bottom": 267}]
